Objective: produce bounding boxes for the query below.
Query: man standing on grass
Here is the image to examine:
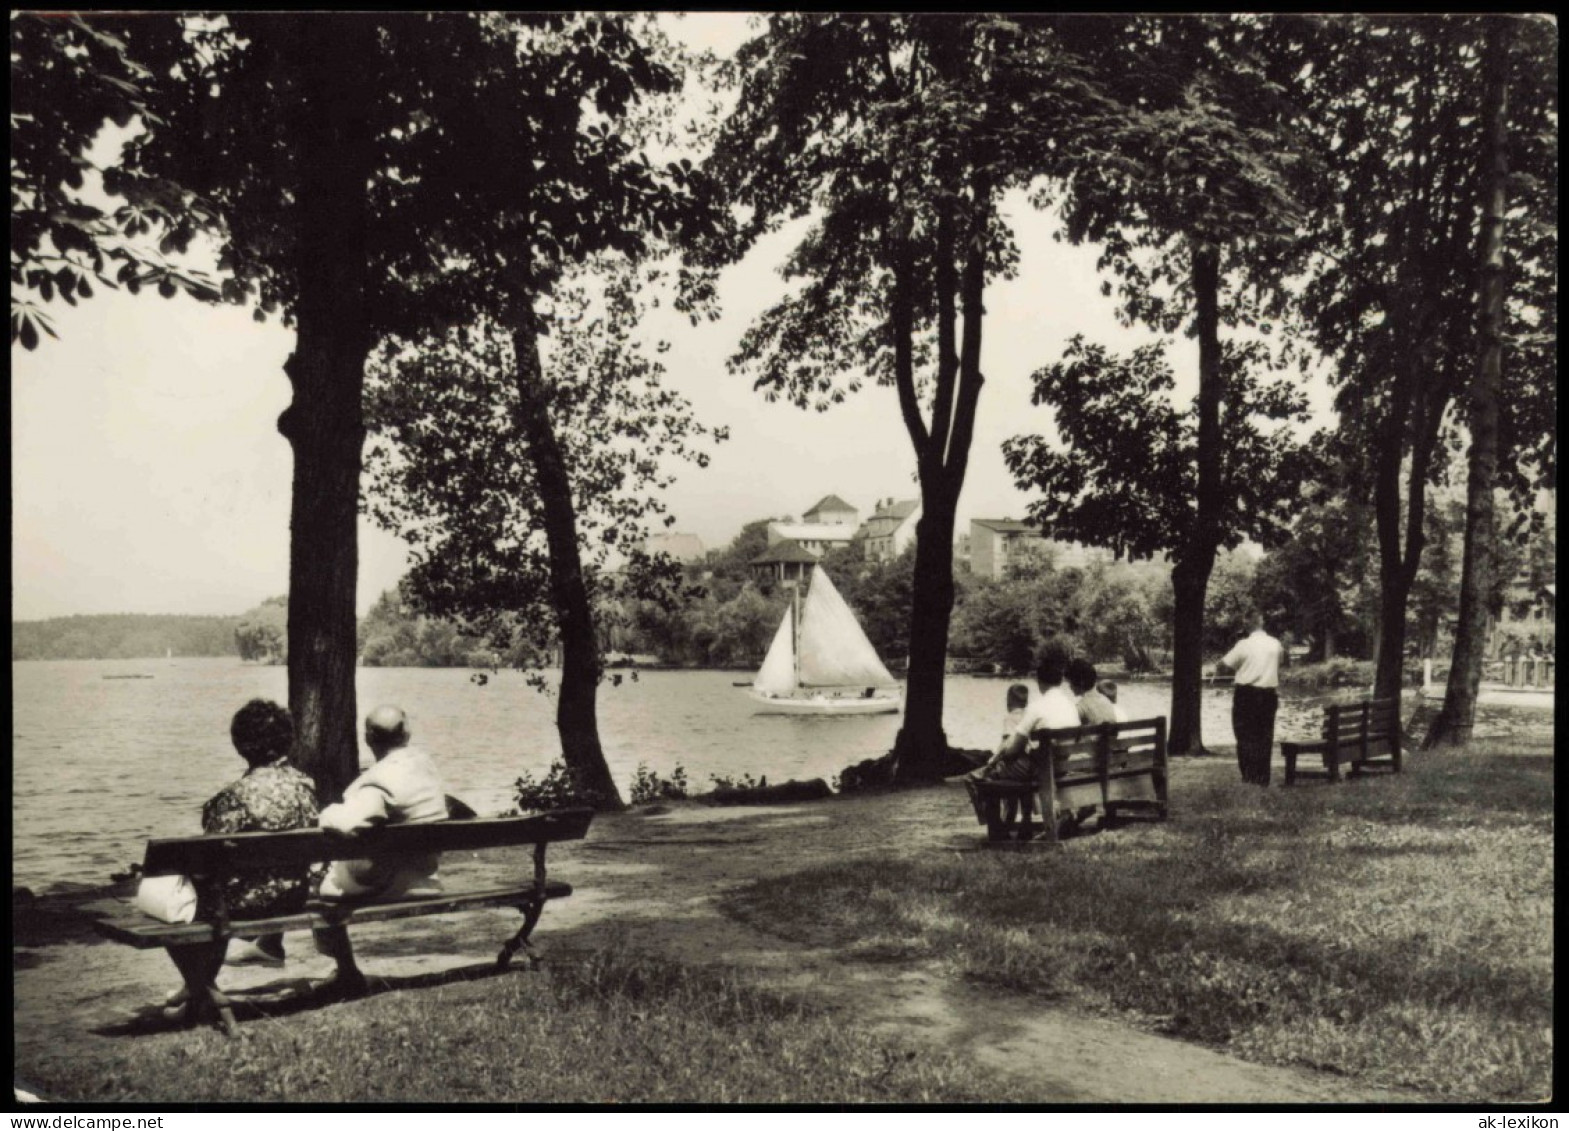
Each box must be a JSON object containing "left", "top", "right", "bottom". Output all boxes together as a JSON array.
[{"left": 1221, "top": 615, "right": 1284, "bottom": 786}]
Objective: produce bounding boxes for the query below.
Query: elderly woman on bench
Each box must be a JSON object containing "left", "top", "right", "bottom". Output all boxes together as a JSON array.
[{"left": 164, "top": 699, "right": 318, "bottom": 1008}]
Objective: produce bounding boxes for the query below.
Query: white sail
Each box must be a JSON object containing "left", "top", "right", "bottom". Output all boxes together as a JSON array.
[
  {"left": 797, "top": 569, "right": 898, "bottom": 688},
  {"left": 753, "top": 600, "right": 798, "bottom": 696}
]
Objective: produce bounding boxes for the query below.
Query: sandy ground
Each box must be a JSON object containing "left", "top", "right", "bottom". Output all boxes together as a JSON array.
[{"left": 14, "top": 780, "right": 1437, "bottom": 1105}]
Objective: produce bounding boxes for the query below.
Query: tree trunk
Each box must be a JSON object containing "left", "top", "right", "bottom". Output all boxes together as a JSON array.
[
  {"left": 1169, "top": 551, "right": 1214, "bottom": 756},
  {"left": 1426, "top": 18, "right": 1509, "bottom": 750},
  {"left": 511, "top": 316, "right": 625, "bottom": 810},
  {"left": 1168, "top": 241, "right": 1224, "bottom": 757},
  {"left": 278, "top": 16, "right": 374, "bottom": 803},
  {"left": 893, "top": 497, "right": 960, "bottom": 775},
  {"left": 889, "top": 181, "right": 990, "bottom": 782}
]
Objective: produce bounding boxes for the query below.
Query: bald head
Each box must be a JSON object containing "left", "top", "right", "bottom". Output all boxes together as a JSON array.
[{"left": 364, "top": 705, "right": 410, "bottom": 757}]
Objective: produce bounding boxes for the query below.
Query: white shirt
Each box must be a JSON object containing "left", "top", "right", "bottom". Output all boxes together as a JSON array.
[
  {"left": 1222, "top": 629, "right": 1284, "bottom": 690},
  {"left": 1014, "top": 685, "right": 1083, "bottom": 739},
  {"left": 319, "top": 745, "right": 447, "bottom": 900}
]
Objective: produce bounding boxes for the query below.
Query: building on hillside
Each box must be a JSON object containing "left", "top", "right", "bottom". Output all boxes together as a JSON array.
[
  {"left": 802, "top": 494, "right": 859, "bottom": 527},
  {"left": 969, "top": 519, "right": 1048, "bottom": 580},
  {"left": 860, "top": 498, "right": 920, "bottom": 562},
  {"left": 967, "top": 519, "right": 1111, "bottom": 579},
  {"left": 765, "top": 520, "right": 858, "bottom": 556},
  {"left": 644, "top": 532, "right": 706, "bottom": 564},
  {"left": 751, "top": 538, "right": 821, "bottom": 587}
]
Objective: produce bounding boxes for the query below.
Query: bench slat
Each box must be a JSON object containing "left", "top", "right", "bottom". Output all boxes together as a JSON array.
[
  {"left": 94, "top": 882, "right": 575, "bottom": 949},
  {"left": 143, "top": 808, "right": 594, "bottom": 876}
]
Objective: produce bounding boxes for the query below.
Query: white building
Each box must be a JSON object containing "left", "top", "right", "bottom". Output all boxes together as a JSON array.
[{"left": 860, "top": 498, "right": 920, "bottom": 562}]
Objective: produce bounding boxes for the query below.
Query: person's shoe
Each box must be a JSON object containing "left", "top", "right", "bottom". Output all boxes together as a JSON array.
[
  {"left": 163, "top": 985, "right": 191, "bottom": 1007},
  {"left": 224, "top": 938, "right": 286, "bottom": 968}
]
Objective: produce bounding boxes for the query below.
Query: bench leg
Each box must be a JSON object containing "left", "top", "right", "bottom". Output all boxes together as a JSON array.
[
  {"left": 311, "top": 924, "right": 369, "bottom": 999},
  {"left": 1283, "top": 750, "right": 1297, "bottom": 787},
  {"left": 497, "top": 896, "right": 546, "bottom": 969},
  {"left": 166, "top": 942, "right": 237, "bottom": 1036}
]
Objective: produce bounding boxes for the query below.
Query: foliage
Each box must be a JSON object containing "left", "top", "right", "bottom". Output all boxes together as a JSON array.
[
  {"left": 1253, "top": 463, "right": 1378, "bottom": 662},
  {"left": 1276, "top": 657, "right": 1375, "bottom": 693},
  {"left": 726, "top": 740, "right": 1554, "bottom": 1102},
  {"left": 1202, "top": 551, "right": 1259, "bottom": 654},
  {"left": 357, "top": 585, "right": 507, "bottom": 669},
  {"left": 512, "top": 760, "right": 606, "bottom": 814},
  {"left": 9, "top": 13, "right": 220, "bottom": 349},
  {"left": 1004, "top": 337, "right": 1313, "bottom": 566},
  {"left": 628, "top": 762, "right": 690, "bottom": 806},
  {"left": 366, "top": 260, "right": 721, "bottom": 678},
  {"left": 703, "top": 518, "right": 780, "bottom": 590},
  {"left": 234, "top": 595, "right": 287, "bottom": 665},
  {"left": 10, "top": 613, "right": 240, "bottom": 661},
  {"left": 708, "top": 771, "right": 765, "bottom": 792}
]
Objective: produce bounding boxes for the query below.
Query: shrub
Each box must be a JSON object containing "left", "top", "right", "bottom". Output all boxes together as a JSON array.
[
  {"left": 708, "top": 771, "right": 764, "bottom": 792},
  {"left": 512, "top": 760, "right": 605, "bottom": 813},
  {"left": 629, "top": 762, "right": 690, "bottom": 805}
]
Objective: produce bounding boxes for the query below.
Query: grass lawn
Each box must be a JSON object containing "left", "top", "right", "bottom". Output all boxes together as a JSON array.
[
  {"left": 725, "top": 740, "right": 1554, "bottom": 1103},
  {"left": 21, "top": 948, "right": 1030, "bottom": 1104}
]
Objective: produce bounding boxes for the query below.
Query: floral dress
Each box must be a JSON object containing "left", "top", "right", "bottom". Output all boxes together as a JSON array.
[{"left": 198, "top": 760, "right": 320, "bottom": 919}]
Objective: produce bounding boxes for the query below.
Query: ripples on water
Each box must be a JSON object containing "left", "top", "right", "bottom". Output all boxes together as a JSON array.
[{"left": 10, "top": 659, "right": 1552, "bottom": 890}]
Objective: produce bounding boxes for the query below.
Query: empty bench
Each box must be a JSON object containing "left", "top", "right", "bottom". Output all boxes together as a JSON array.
[
  {"left": 94, "top": 807, "right": 594, "bottom": 1033},
  {"left": 966, "top": 718, "right": 1169, "bottom": 843},
  {"left": 1281, "top": 698, "right": 1401, "bottom": 785}
]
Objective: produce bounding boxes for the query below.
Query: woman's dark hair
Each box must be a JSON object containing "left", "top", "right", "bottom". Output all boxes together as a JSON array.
[
  {"left": 1006, "top": 683, "right": 1031, "bottom": 710},
  {"left": 1067, "top": 658, "right": 1099, "bottom": 695},
  {"left": 230, "top": 698, "right": 294, "bottom": 766}
]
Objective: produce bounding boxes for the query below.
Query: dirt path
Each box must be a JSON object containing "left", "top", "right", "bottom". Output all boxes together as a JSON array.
[{"left": 14, "top": 783, "right": 1434, "bottom": 1104}]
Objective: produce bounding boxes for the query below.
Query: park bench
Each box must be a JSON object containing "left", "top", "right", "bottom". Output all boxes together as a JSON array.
[
  {"left": 1280, "top": 698, "right": 1401, "bottom": 785},
  {"left": 966, "top": 717, "right": 1169, "bottom": 844},
  {"left": 93, "top": 807, "right": 593, "bottom": 1034}
]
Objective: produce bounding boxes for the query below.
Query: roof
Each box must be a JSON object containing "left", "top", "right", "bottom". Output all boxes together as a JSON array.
[
  {"left": 874, "top": 499, "right": 920, "bottom": 520},
  {"left": 971, "top": 518, "right": 1042, "bottom": 535},
  {"left": 804, "top": 494, "right": 856, "bottom": 515},
  {"left": 644, "top": 532, "right": 706, "bottom": 562},
  {"left": 752, "top": 539, "right": 822, "bottom": 565},
  {"left": 769, "top": 522, "right": 857, "bottom": 543}
]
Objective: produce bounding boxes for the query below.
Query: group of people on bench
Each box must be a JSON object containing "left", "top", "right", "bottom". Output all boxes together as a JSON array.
[
  {"left": 172, "top": 697, "right": 448, "bottom": 1007},
  {"left": 964, "top": 648, "right": 1128, "bottom": 785}
]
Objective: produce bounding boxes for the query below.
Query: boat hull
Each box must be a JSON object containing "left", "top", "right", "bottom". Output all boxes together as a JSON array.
[{"left": 750, "top": 690, "right": 901, "bottom": 716}]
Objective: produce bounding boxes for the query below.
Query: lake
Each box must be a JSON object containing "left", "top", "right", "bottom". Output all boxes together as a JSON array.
[{"left": 10, "top": 658, "right": 1551, "bottom": 891}]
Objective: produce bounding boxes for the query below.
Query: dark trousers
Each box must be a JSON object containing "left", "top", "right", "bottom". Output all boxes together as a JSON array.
[{"left": 1233, "top": 684, "right": 1278, "bottom": 785}]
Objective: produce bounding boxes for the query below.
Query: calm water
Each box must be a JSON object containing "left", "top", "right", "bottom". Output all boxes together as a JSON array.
[{"left": 10, "top": 659, "right": 1551, "bottom": 891}]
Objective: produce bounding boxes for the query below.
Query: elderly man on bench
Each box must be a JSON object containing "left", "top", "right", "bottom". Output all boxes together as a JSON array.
[{"left": 312, "top": 704, "right": 448, "bottom": 997}]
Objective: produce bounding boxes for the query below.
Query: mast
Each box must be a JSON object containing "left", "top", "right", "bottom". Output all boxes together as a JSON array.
[{"left": 792, "top": 579, "right": 802, "bottom": 685}]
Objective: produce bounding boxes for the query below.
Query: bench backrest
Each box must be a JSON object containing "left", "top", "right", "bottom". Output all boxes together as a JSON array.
[
  {"left": 1026, "top": 717, "right": 1169, "bottom": 781},
  {"left": 142, "top": 807, "right": 594, "bottom": 878},
  {"left": 1321, "top": 698, "right": 1400, "bottom": 741}
]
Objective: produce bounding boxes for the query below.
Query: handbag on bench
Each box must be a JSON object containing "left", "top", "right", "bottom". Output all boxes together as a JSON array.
[{"left": 133, "top": 873, "right": 198, "bottom": 924}]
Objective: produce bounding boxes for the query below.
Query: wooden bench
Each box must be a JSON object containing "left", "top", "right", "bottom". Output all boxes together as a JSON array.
[
  {"left": 966, "top": 717, "right": 1169, "bottom": 844},
  {"left": 94, "top": 807, "right": 593, "bottom": 1033},
  {"left": 1281, "top": 698, "right": 1401, "bottom": 785}
]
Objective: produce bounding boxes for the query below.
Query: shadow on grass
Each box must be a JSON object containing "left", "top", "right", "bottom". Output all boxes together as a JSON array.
[{"left": 90, "top": 958, "right": 538, "bottom": 1039}]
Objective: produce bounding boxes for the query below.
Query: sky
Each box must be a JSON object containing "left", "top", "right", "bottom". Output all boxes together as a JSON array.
[{"left": 10, "top": 13, "right": 1335, "bottom": 622}]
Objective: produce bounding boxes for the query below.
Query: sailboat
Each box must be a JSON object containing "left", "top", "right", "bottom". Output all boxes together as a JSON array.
[{"left": 749, "top": 569, "right": 902, "bottom": 715}]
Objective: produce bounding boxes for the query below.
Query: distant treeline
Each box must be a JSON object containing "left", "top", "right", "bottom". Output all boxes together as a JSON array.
[{"left": 11, "top": 614, "right": 242, "bottom": 660}]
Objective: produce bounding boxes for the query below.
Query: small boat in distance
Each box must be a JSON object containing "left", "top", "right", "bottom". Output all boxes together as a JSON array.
[{"left": 749, "top": 569, "right": 901, "bottom": 716}]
